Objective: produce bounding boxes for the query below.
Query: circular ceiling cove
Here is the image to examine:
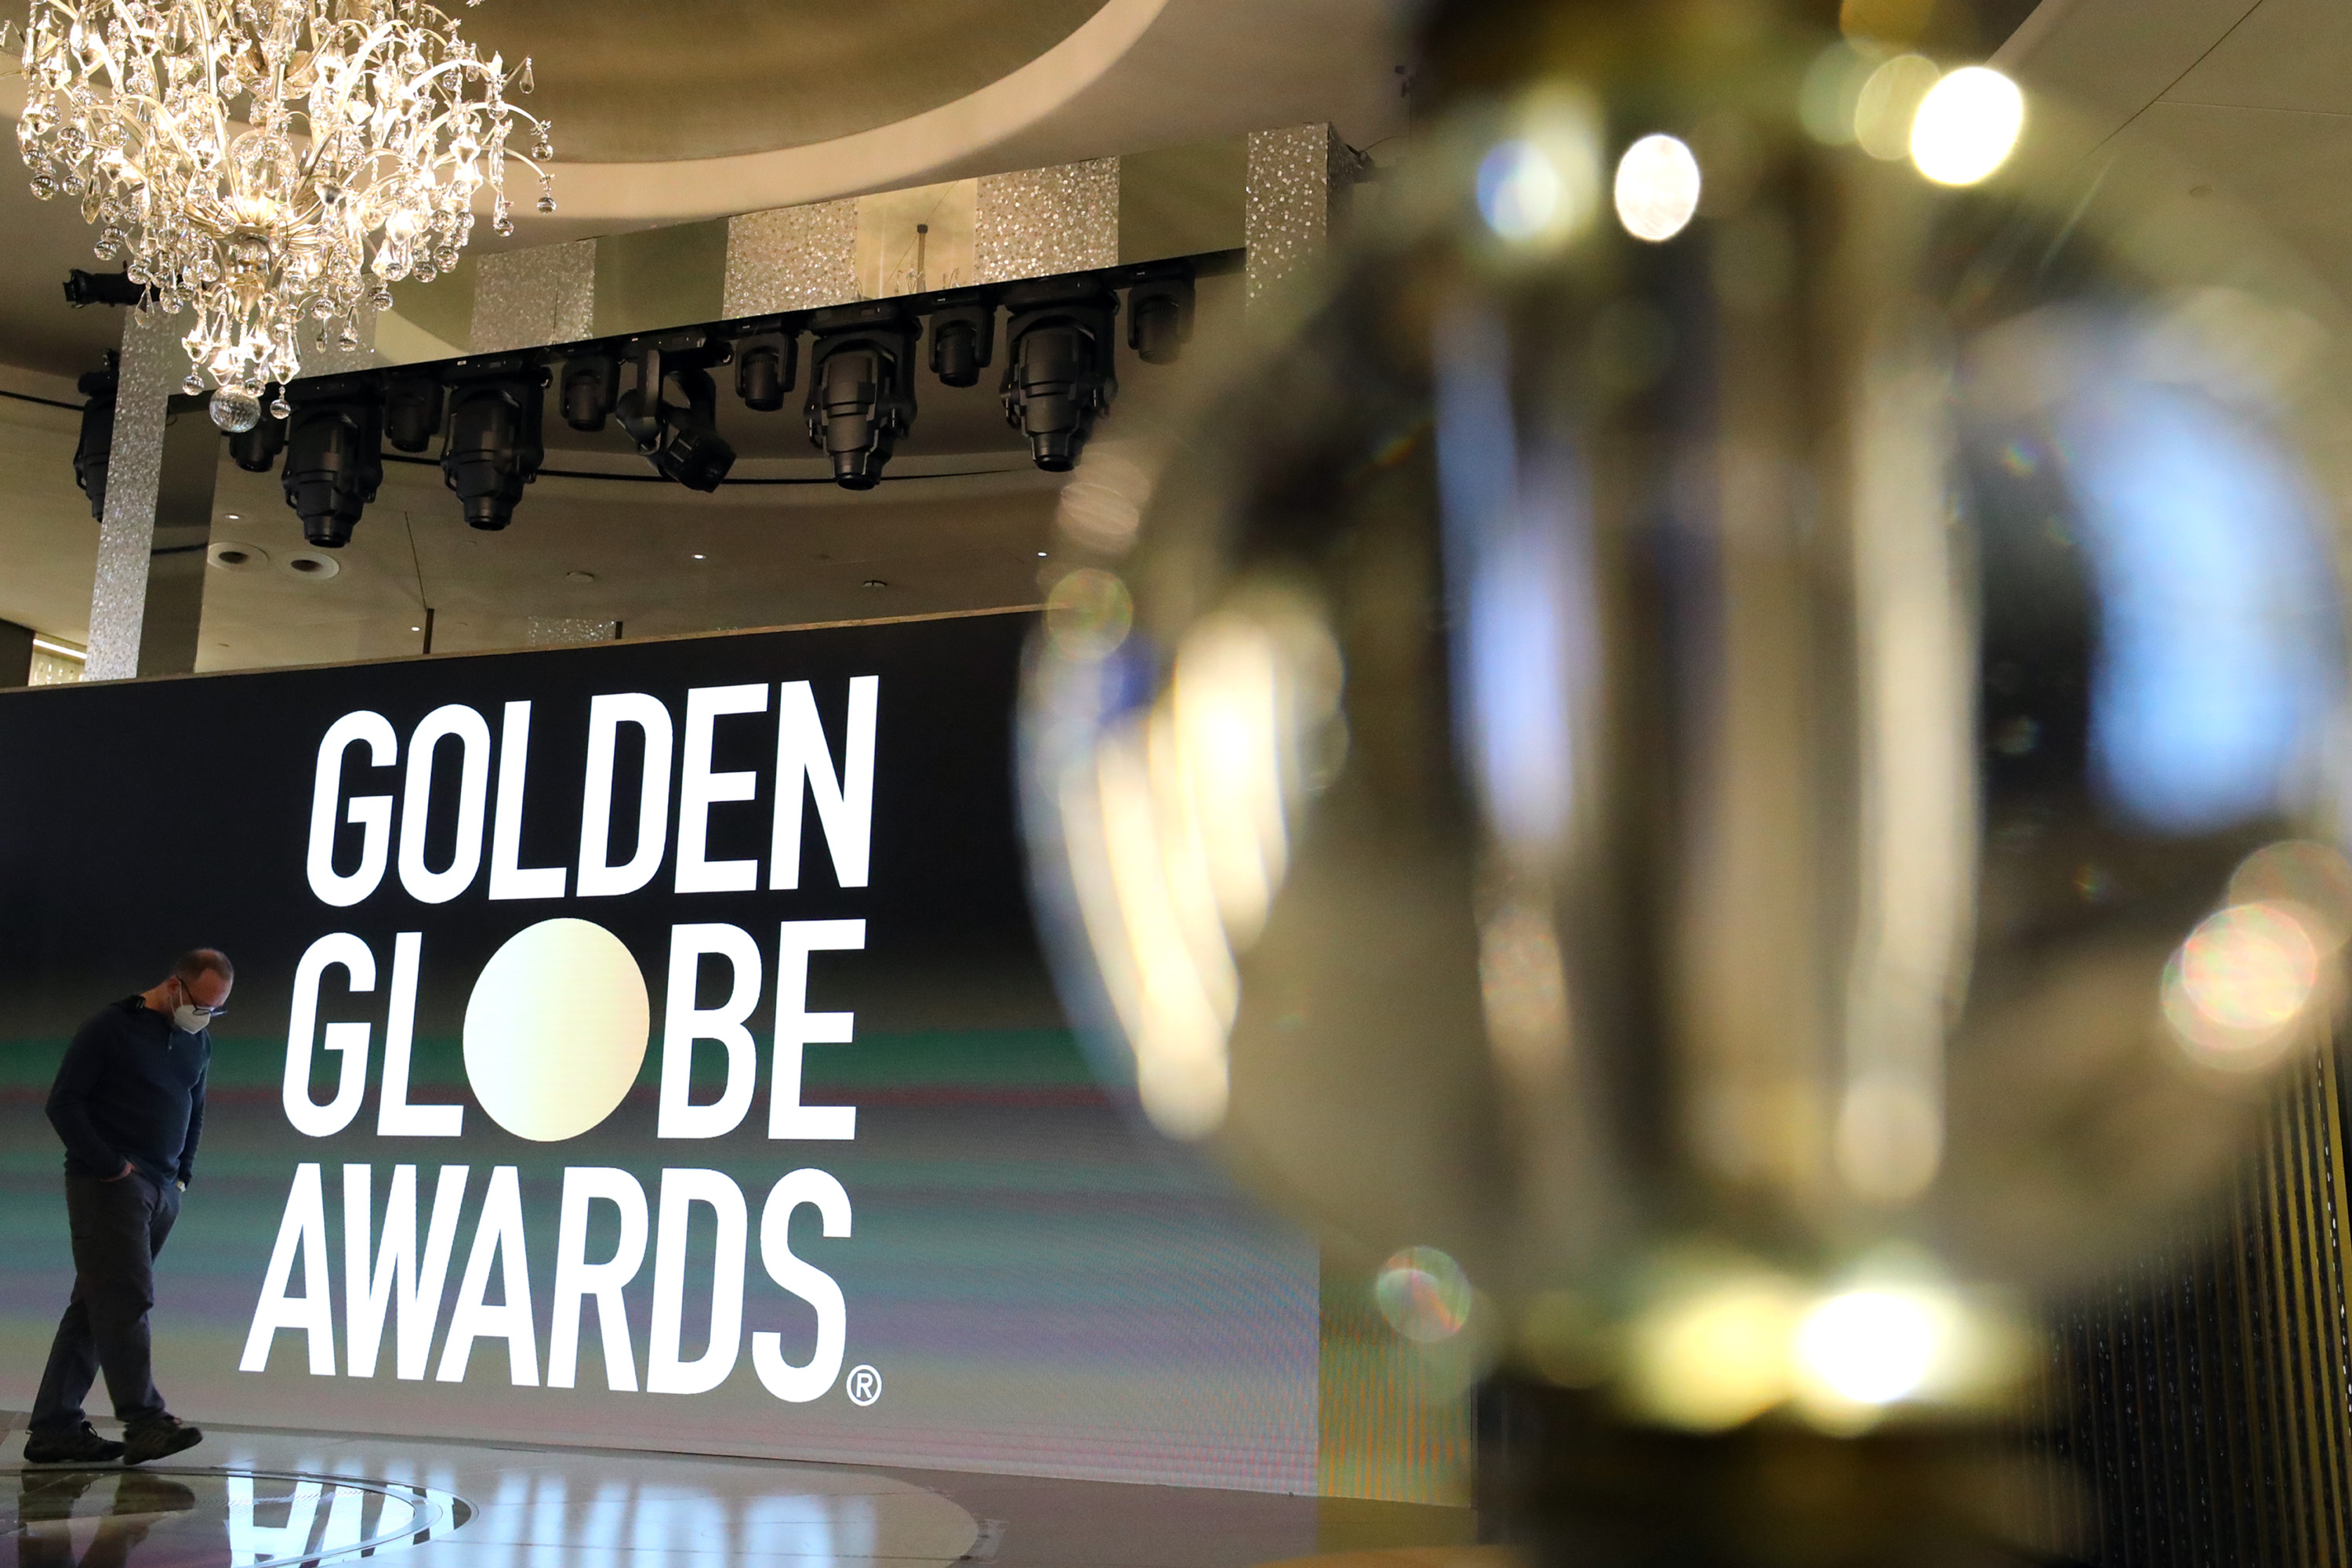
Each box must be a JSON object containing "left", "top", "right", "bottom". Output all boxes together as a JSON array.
[{"left": 459, "top": 0, "right": 1112, "bottom": 165}]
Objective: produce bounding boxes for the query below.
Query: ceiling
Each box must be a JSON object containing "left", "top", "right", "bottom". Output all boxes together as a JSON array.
[
  {"left": 2002, "top": 0, "right": 2352, "bottom": 311},
  {"left": 17, "top": 0, "right": 2352, "bottom": 678},
  {"left": 459, "top": 0, "right": 1110, "bottom": 165},
  {"left": 0, "top": 0, "right": 1406, "bottom": 379}
]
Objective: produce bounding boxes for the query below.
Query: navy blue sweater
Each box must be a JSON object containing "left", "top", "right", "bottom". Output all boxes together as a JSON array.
[{"left": 46, "top": 997, "right": 209, "bottom": 1188}]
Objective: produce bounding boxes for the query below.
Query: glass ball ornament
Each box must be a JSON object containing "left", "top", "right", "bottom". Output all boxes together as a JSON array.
[
  {"left": 208, "top": 384, "right": 261, "bottom": 432},
  {"left": 1022, "top": 0, "right": 2352, "bottom": 1447}
]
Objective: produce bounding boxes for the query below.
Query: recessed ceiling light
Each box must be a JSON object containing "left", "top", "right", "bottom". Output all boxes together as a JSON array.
[
  {"left": 862, "top": 579, "right": 887, "bottom": 589},
  {"left": 1037, "top": 551, "right": 1047, "bottom": 557},
  {"left": 692, "top": 554, "right": 706, "bottom": 560},
  {"left": 224, "top": 513, "right": 238, "bottom": 520}
]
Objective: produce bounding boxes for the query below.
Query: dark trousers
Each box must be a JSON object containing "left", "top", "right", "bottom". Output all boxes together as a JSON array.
[{"left": 30, "top": 1173, "right": 180, "bottom": 1435}]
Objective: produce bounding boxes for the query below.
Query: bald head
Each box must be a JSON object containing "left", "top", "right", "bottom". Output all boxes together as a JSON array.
[{"left": 171, "top": 949, "right": 234, "bottom": 989}]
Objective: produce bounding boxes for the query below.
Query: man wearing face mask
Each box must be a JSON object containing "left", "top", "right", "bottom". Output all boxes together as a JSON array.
[{"left": 23, "top": 949, "right": 231, "bottom": 1467}]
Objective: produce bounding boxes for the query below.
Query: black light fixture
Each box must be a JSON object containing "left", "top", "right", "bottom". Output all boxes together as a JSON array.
[
  {"left": 440, "top": 362, "right": 547, "bottom": 530},
  {"left": 72, "top": 351, "right": 118, "bottom": 521},
  {"left": 561, "top": 351, "right": 619, "bottom": 433},
  {"left": 616, "top": 334, "right": 736, "bottom": 492},
  {"left": 227, "top": 392, "right": 287, "bottom": 472},
  {"left": 1126, "top": 273, "right": 1195, "bottom": 365},
  {"left": 62, "top": 269, "right": 149, "bottom": 309},
  {"left": 806, "top": 303, "right": 919, "bottom": 489},
  {"left": 281, "top": 377, "right": 385, "bottom": 549},
  {"left": 734, "top": 329, "right": 797, "bottom": 412},
  {"left": 927, "top": 297, "right": 995, "bottom": 388},
  {"left": 1000, "top": 280, "right": 1119, "bottom": 472},
  {"left": 384, "top": 376, "right": 444, "bottom": 453}
]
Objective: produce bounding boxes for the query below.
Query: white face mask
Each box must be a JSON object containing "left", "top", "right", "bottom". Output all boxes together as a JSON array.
[{"left": 172, "top": 987, "right": 214, "bottom": 1034}]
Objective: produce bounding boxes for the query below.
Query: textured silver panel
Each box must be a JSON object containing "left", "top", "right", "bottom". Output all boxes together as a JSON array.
[
  {"left": 85, "top": 309, "right": 180, "bottom": 681},
  {"left": 526, "top": 617, "right": 619, "bottom": 647},
  {"left": 470, "top": 239, "right": 598, "bottom": 354},
  {"left": 724, "top": 201, "right": 858, "bottom": 317},
  {"left": 974, "top": 158, "right": 1120, "bottom": 285},
  {"left": 1247, "top": 124, "right": 1345, "bottom": 307}
]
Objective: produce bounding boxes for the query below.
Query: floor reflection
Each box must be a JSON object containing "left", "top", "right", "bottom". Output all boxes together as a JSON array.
[
  {"left": 3, "top": 1432, "right": 980, "bottom": 1568},
  {"left": 4, "top": 1467, "right": 445, "bottom": 1567}
]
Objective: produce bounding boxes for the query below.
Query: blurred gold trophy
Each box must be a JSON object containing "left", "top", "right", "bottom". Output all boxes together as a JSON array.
[{"left": 1024, "top": 1, "right": 2352, "bottom": 1560}]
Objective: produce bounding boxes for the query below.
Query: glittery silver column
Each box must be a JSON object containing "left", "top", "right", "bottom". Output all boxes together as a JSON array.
[
  {"left": 470, "top": 238, "right": 597, "bottom": 354},
  {"left": 974, "top": 158, "right": 1119, "bottom": 285},
  {"left": 724, "top": 200, "right": 858, "bottom": 317},
  {"left": 85, "top": 308, "right": 180, "bottom": 681},
  {"left": 1247, "top": 124, "right": 1359, "bottom": 309}
]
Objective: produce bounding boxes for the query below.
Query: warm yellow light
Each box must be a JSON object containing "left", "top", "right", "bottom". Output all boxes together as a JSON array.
[
  {"left": 1792, "top": 1287, "right": 1947, "bottom": 1409},
  {"left": 1909, "top": 66, "right": 2025, "bottom": 186},
  {"left": 1624, "top": 1270, "right": 1802, "bottom": 1430},
  {"left": 1613, "top": 133, "right": 1702, "bottom": 243}
]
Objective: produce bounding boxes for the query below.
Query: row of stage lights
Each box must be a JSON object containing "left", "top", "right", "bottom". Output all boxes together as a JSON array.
[{"left": 71, "top": 260, "right": 1207, "bottom": 549}]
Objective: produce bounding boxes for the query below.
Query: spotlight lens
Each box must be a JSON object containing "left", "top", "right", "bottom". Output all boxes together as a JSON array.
[
  {"left": 1909, "top": 66, "right": 2025, "bottom": 187},
  {"left": 1478, "top": 140, "right": 1564, "bottom": 241},
  {"left": 1613, "top": 133, "right": 1703, "bottom": 243}
]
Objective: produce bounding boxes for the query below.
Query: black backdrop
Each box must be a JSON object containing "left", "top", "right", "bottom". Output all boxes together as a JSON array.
[{"left": 0, "top": 612, "right": 1317, "bottom": 1490}]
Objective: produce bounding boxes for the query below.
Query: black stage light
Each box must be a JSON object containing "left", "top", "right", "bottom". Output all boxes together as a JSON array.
[
  {"left": 384, "top": 376, "right": 444, "bottom": 453},
  {"left": 228, "top": 392, "right": 287, "bottom": 472},
  {"left": 805, "top": 303, "right": 919, "bottom": 489},
  {"left": 927, "top": 298, "right": 994, "bottom": 388},
  {"left": 1126, "top": 274, "right": 1195, "bottom": 365},
  {"left": 72, "top": 351, "right": 118, "bottom": 521},
  {"left": 281, "top": 379, "right": 386, "bottom": 549},
  {"left": 441, "top": 365, "right": 547, "bottom": 530},
  {"left": 734, "top": 331, "right": 797, "bottom": 412},
  {"left": 561, "top": 352, "right": 619, "bottom": 433},
  {"left": 62, "top": 269, "right": 148, "bottom": 308},
  {"left": 1000, "top": 281, "right": 1118, "bottom": 472},
  {"left": 617, "top": 336, "right": 737, "bottom": 492}
]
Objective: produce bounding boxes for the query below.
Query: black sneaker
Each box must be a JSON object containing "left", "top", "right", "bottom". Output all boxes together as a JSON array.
[
  {"left": 119, "top": 1415, "right": 201, "bottom": 1466},
  {"left": 23, "top": 1421, "right": 125, "bottom": 1465}
]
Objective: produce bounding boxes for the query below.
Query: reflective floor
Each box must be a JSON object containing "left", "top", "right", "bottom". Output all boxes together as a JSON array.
[
  {"left": 0, "top": 1421, "right": 1426, "bottom": 1568},
  {"left": 2, "top": 1427, "right": 977, "bottom": 1568}
]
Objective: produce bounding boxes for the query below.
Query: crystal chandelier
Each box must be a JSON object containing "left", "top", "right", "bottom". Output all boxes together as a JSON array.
[{"left": 15, "top": 0, "right": 552, "bottom": 431}]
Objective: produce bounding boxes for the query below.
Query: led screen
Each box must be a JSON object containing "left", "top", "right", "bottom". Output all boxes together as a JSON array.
[{"left": 0, "top": 612, "right": 1317, "bottom": 1491}]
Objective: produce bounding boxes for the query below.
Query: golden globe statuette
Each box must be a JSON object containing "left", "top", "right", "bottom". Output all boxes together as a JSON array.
[{"left": 1023, "top": 2, "right": 2352, "bottom": 1560}]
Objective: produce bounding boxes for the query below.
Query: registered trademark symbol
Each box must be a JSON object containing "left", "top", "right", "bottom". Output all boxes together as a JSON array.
[{"left": 846, "top": 1363, "right": 882, "bottom": 1406}]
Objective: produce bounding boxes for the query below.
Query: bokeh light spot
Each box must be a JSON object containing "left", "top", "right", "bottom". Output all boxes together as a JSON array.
[
  {"left": 1854, "top": 53, "right": 1942, "bottom": 161},
  {"left": 1044, "top": 568, "right": 1134, "bottom": 662},
  {"left": 1624, "top": 1269, "right": 1802, "bottom": 1430},
  {"left": 2171, "top": 902, "right": 2321, "bottom": 1033},
  {"left": 1909, "top": 66, "right": 2025, "bottom": 186},
  {"left": 1793, "top": 1287, "right": 1946, "bottom": 1408},
  {"left": 1374, "top": 1247, "right": 1474, "bottom": 1343},
  {"left": 1478, "top": 140, "right": 1564, "bottom": 241},
  {"left": 1613, "top": 133, "right": 1702, "bottom": 242}
]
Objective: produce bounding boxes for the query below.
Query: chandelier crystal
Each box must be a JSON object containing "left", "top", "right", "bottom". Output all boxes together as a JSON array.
[{"left": 15, "top": 0, "right": 551, "bottom": 431}]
